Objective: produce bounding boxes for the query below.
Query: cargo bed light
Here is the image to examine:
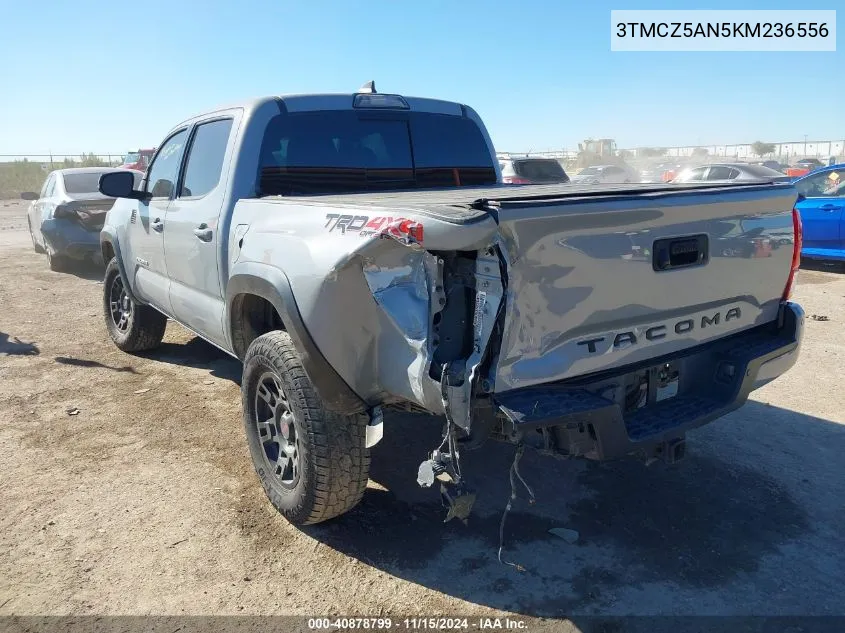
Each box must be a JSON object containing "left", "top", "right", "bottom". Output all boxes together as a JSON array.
[{"left": 352, "top": 93, "right": 409, "bottom": 109}]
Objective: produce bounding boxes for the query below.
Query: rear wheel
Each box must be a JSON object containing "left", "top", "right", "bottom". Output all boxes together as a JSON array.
[
  {"left": 103, "top": 257, "right": 167, "bottom": 352},
  {"left": 242, "top": 331, "right": 370, "bottom": 525}
]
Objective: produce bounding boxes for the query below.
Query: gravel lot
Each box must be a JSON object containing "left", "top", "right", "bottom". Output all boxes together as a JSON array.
[{"left": 1, "top": 199, "right": 844, "bottom": 625}]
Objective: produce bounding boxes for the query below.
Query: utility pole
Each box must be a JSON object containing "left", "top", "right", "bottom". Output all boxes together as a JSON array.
[{"left": 803, "top": 135, "right": 808, "bottom": 158}]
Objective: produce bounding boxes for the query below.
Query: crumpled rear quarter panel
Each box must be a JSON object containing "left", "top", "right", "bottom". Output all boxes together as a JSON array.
[{"left": 232, "top": 197, "right": 498, "bottom": 412}]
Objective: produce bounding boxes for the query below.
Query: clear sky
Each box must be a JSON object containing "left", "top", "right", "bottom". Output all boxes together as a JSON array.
[{"left": 0, "top": 0, "right": 841, "bottom": 155}]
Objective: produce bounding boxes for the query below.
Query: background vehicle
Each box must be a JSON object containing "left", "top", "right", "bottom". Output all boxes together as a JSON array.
[
  {"left": 499, "top": 156, "right": 569, "bottom": 184},
  {"left": 796, "top": 158, "right": 824, "bottom": 171},
  {"left": 750, "top": 160, "right": 785, "bottom": 173},
  {"left": 21, "top": 167, "right": 142, "bottom": 271},
  {"left": 640, "top": 161, "right": 696, "bottom": 183},
  {"left": 786, "top": 158, "right": 825, "bottom": 179},
  {"left": 97, "top": 86, "right": 804, "bottom": 528},
  {"left": 672, "top": 163, "right": 790, "bottom": 184},
  {"left": 121, "top": 149, "right": 155, "bottom": 171},
  {"left": 793, "top": 164, "right": 845, "bottom": 262},
  {"left": 570, "top": 164, "right": 637, "bottom": 184}
]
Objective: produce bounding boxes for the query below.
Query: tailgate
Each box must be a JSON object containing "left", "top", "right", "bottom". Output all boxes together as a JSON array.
[{"left": 489, "top": 184, "right": 797, "bottom": 392}]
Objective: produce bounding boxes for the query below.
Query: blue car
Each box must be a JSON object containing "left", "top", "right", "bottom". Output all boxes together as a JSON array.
[{"left": 793, "top": 164, "right": 845, "bottom": 262}]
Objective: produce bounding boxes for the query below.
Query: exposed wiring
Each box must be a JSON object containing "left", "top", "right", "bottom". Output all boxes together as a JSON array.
[
  {"left": 437, "top": 362, "right": 464, "bottom": 482},
  {"left": 497, "top": 443, "right": 536, "bottom": 572},
  {"left": 437, "top": 363, "right": 452, "bottom": 454}
]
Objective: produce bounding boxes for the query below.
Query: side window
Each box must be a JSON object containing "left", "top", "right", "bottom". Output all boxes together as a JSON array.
[
  {"left": 146, "top": 130, "right": 188, "bottom": 199},
  {"left": 180, "top": 119, "right": 234, "bottom": 198},
  {"left": 707, "top": 166, "right": 735, "bottom": 180},
  {"left": 680, "top": 167, "right": 706, "bottom": 182},
  {"left": 796, "top": 169, "right": 845, "bottom": 198}
]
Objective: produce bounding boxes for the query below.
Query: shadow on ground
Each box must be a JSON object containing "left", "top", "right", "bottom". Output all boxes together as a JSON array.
[
  {"left": 0, "top": 332, "right": 39, "bottom": 356},
  {"left": 800, "top": 258, "right": 845, "bottom": 274},
  {"left": 295, "top": 402, "right": 842, "bottom": 616},
  {"left": 54, "top": 259, "right": 105, "bottom": 281},
  {"left": 141, "top": 335, "right": 241, "bottom": 383},
  {"left": 54, "top": 356, "right": 137, "bottom": 373}
]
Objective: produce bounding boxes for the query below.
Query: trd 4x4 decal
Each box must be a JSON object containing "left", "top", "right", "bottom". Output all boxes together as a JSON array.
[{"left": 324, "top": 213, "right": 424, "bottom": 246}]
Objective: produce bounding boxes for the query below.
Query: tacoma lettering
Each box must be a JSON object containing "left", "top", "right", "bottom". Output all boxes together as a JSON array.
[{"left": 576, "top": 307, "right": 743, "bottom": 354}]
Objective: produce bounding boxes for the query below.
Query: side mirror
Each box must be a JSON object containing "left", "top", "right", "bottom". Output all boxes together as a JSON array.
[
  {"left": 99, "top": 171, "right": 147, "bottom": 200},
  {"left": 20, "top": 191, "right": 38, "bottom": 201}
]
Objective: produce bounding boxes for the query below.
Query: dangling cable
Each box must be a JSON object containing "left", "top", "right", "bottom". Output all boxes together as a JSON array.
[
  {"left": 497, "top": 443, "right": 532, "bottom": 571},
  {"left": 513, "top": 446, "right": 535, "bottom": 504},
  {"left": 437, "top": 363, "right": 452, "bottom": 453}
]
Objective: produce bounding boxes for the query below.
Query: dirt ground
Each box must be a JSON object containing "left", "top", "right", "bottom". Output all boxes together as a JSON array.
[{"left": 2, "top": 198, "right": 844, "bottom": 625}]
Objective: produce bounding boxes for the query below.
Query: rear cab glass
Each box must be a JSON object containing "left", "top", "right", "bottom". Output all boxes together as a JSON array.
[{"left": 258, "top": 110, "right": 497, "bottom": 195}]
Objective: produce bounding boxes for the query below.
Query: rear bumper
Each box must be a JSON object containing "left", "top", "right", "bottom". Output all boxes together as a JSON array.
[
  {"left": 493, "top": 302, "right": 804, "bottom": 461},
  {"left": 41, "top": 219, "right": 102, "bottom": 262}
]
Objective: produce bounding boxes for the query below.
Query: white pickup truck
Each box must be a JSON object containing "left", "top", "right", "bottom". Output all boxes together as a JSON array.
[{"left": 97, "top": 83, "right": 804, "bottom": 526}]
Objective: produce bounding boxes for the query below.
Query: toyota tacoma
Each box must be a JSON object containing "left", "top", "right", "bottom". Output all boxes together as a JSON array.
[{"left": 97, "top": 83, "right": 805, "bottom": 526}]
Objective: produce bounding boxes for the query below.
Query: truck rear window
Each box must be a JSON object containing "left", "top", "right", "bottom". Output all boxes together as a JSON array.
[{"left": 258, "top": 110, "right": 497, "bottom": 195}]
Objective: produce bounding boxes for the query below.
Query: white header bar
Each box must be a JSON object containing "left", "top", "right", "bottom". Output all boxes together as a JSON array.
[{"left": 611, "top": 10, "right": 836, "bottom": 51}]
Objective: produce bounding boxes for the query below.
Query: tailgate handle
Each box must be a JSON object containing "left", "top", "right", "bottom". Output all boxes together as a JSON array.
[{"left": 653, "top": 234, "right": 708, "bottom": 271}]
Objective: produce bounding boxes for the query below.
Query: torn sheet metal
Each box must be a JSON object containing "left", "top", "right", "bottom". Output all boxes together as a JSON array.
[
  {"left": 362, "top": 247, "right": 443, "bottom": 409},
  {"left": 446, "top": 249, "right": 504, "bottom": 431}
]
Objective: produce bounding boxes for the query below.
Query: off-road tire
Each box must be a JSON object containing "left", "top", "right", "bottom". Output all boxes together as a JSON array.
[
  {"left": 103, "top": 257, "right": 167, "bottom": 352},
  {"left": 28, "top": 219, "right": 45, "bottom": 254},
  {"left": 242, "top": 331, "right": 370, "bottom": 525}
]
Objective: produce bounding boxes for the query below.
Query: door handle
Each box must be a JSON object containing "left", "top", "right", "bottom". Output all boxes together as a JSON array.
[
  {"left": 151, "top": 219, "right": 164, "bottom": 232},
  {"left": 193, "top": 224, "right": 213, "bottom": 242},
  {"left": 819, "top": 204, "right": 842, "bottom": 211}
]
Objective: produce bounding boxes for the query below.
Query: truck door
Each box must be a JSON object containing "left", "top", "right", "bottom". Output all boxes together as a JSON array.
[
  {"left": 164, "top": 117, "right": 235, "bottom": 349},
  {"left": 795, "top": 168, "right": 845, "bottom": 256},
  {"left": 129, "top": 129, "right": 189, "bottom": 313}
]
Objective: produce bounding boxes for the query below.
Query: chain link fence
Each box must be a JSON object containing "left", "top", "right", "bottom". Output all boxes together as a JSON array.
[{"left": 0, "top": 153, "right": 125, "bottom": 199}]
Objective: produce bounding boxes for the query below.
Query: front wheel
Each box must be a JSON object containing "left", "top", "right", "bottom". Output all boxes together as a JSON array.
[
  {"left": 242, "top": 331, "right": 370, "bottom": 525},
  {"left": 103, "top": 257, "right": 167, "bottom": 352}
]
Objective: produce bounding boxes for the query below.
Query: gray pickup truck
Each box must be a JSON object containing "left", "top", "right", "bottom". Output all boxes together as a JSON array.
[{"left": 97, "top": 84, "right": 804, "bottom": 526}]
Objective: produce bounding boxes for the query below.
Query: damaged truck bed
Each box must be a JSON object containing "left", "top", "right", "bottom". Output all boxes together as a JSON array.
[
  {"left": 98, "top": 88, "right": 804, "bottom": 528},
  {"left": 240, "top": 182, "right": 804, "bottom": 467}
]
